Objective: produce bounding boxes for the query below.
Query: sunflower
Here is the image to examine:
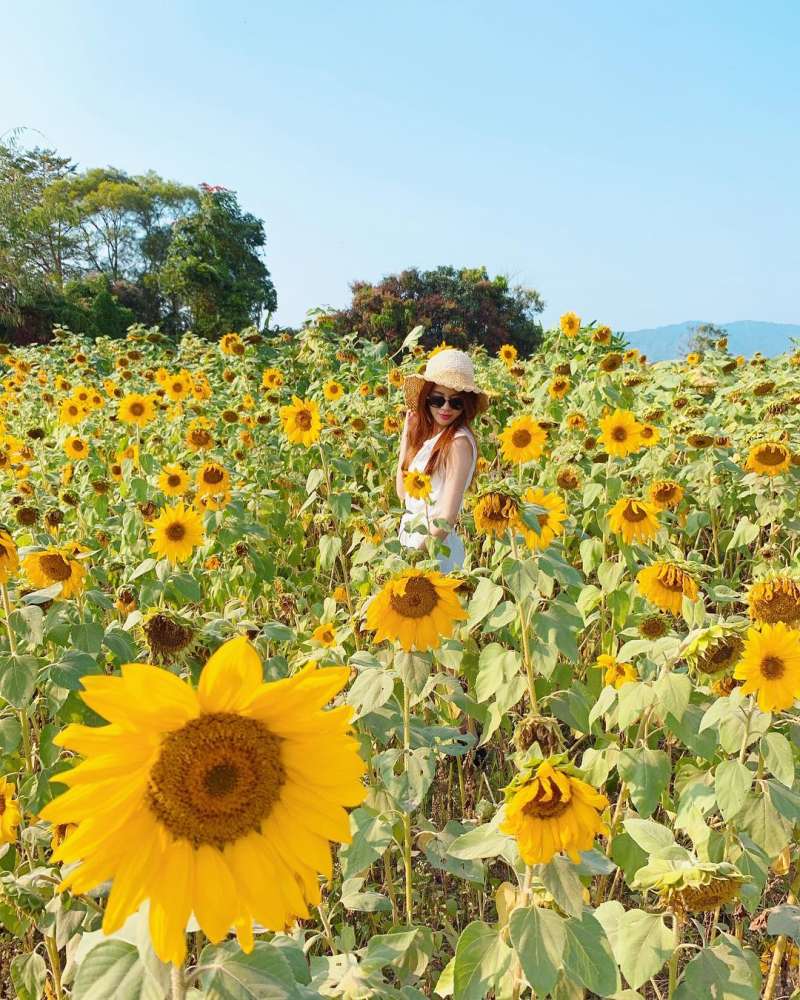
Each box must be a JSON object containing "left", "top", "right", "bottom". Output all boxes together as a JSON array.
[
  {"left": 639, "top": 423, "right": 661, "bottom": 447},
  {"left": 686, "top": 352, "right": 701, "bottom": 365},
  {"left": 387, "top": 368, "right": 405, "bottom": 388},
  {"left": 733, "top": 621, "right": 800, "bottom": 712},
  {"left": 599, "top": 353, "right": 623, "bottom": 374},
  {"left": 548, "top": 376, "right": 571, "bottom": 400},
  {"left": 566, "top": 412, "right": 587, "bottom": 431},
  {"left": 499, "top": 416, "right": 547, "bottom": 464},
  {"left": 141, "top": 608, "right": 199, "bottom": 664},
  {"left": 520, "top": 487, "right": 566, "bottom": 551},
  {"left": 383, "top": 415, "right": 401, "bottom": 434},
  {"left": 220, "top": 332, "right": 245, "bottom": 356},
  {"left": 118, "top": 393, "right": 156, "bottom": 427},
  {"left": 648, "top": 479, "right": 683, "bottom": 510},
  {"left": 632, "top": 859, "right": 747, "bottom": 918},
  {"left": 365, "top": 568, "right": 467, "bottom": 652},
  {"left": 499, "top": 344, "right": 518, "bottom": 365},
  {"left": 279, "top": 397, "right": 322, "bottom": 447},
  {"left": 637, "top": 561, "right": 699, "bottom": 615},
  {"left": 312, "top": 623, "right": 338, "bottom": 647},
  {"left": 197, "top": 462, "right": 231, "bottom": 497},
  {"left": 745, "top": 440, "right": 792, "bottom": 476},
  {"left": 158, "top": 464, "right": 190, "bottom": 497},
  {"left": 23, "top": 547, "right": 86, "bottom": 598},
  {"left": 592, "top": 326, "right": 612, "bottom": 345},
  {"left": 261, "top": 368, "right": 283, "bottom": 389},
  {"left": 607, "top": 497, "right": 661, "bottom": 545},
  {"left": 59, "top": 399, "right": 87, "bottom": 426},
  {"left": 185, "top": 418, "right": 215, "bottom": 452},
  {"left": 0, "top": 530, "right": 19, "bottom": 584},
  {"left": 473, "top": 491, "right": 520, "bottom": 538},
  {"left": 165, "top": 372, "right": 192, "bottom": 402},
  {"left": 598, "top": 409, "right": 643, "bottom": 458},
  {"left": 639, "top": 615, "right": 668, "bottom": 639},
  {"left": 149, "top": 502, "right": 205, "bottom": 565},
  {"left": 748, "top": 575, "right": 800, "bottom": 625},
  {"left": 559, "top": 312, "right": 581, "bottom": 338},
  {"left": 323, "top": 381, "right": 344, "bottom": 402},
  {"left": 500, "top": 757, "right": 608, "bottom": 865},
  {"left": 358, "top": 383, "right": 371, "bottom": 398},
  {"left": 596, "top": 654, "right": 637, "bottom": 689},
  {"left": 556, "top": 465, "right": 582, "bottom": 491},
  {"left": 0, "top": 778, "right": 20, "bottom": 845},
  {"left": 403, "top": 470, "right": 432, "bottom": 500},
  {"left": 63, "top": 436, "right": 88, "bottom": 461},
  {"left": 40, "top": 635, "right": 366, "bottom": 965},
  {"left": 428, "top": 342, "right": 453, "bottom": 358},
  {"left": 683, "top": 623, "right": 746, "bottom": 677}
]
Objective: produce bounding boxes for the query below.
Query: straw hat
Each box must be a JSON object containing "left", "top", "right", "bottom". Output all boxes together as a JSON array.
[{"left": 403, "top": 348, "right": 491, "bottom": 413}]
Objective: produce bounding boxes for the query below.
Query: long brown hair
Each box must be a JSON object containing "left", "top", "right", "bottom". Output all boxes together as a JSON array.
[{"left": 403, "top": 381, "right": 480, "bottom": 480}]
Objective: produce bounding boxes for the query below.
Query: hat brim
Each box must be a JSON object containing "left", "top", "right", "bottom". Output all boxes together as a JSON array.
[{"left": 403, "top": 373, "right": 491, "bottom": 413}]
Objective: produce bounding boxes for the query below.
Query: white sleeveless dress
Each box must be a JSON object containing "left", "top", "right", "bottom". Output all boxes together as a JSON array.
[{"left": 398, "top": 426, "right": 478, "bottom": 573}]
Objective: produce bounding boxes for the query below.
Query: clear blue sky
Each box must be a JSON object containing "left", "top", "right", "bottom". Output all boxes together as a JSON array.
[{"left": 3, "top": 1, "right": 799, "bottom": 332}]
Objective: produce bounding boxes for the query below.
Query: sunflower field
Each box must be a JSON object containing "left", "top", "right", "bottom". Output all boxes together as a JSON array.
[{"left": 0, "top": 315, "right": 800, "bottom": 1000}]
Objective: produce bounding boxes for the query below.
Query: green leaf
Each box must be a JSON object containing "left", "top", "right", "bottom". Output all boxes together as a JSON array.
[
  {"left": 328, "top": 492, "right": 351, "bottom": 520},
  {"left": 618, "top": 748, "right": 670, "bottom": 818},
  {"left": 617, "top": 682, "right": 657, "bottom": 729},
  {"left": 0, "top": 654, "right": 38, "bottom": 707},
  {"left": 318, "top": 534, "right": 342, "bottom": 572},
  {"left": 536, "top": 856, "right": 585, "bottom": 918},
  {"left": 347, "top": 668, "right": 394, "bottom": 720},
  {"left": 10, "top": 952, "right": 46, "bottom": 1000},
  {"left": 653, "top": 672, "right": 692, "bottom": 723},
  {"left": 103, "top": 627, "right": 139, "bottom": 664},
  {"left": 509, "top": 905, "right": 566, "bottom": 995},
  {"left": 339, "top": 807, "right": 393, "bottom": 878},
  {"left": 395, "top": 652, "right": 431, "bottom": 699},
  {"left": 198, "top": 941, "right": 305, "bottom": 999},
  {"left": 453, "top": 921, "right": 513, "bottom": 1000},
  {"left": 466, "top": 578, "right": 504, "bottom": 630},
  {"left": 474, "top": 643, "right": 519, "bottom": 703},
  {"left": 611, "top": 909, "right": 672, "bottom": 990},
  {"left": 448, "top": 820, "right": 512, "bottom": 860},
  {"left": 622, "top": 818, "right": 676, "bottom": 854},
  {"left": 362, "top": 926, "right": 434, "bottom": 976},
  {"left": 129, "top": 558, "right": 156, "bottom": 581},
  {"left": 562, "top": 910, "right": 619, "bottom": 997},
  {"left": 760, "top": 733, "right": 794, "bottom": 787},
  {"left": 715, "top": 760, "right": 753, "bottom": 822},
  {"left": 767, "top": 905, "right": 800, "bottom": 943},
  {"left": 674, "top": 935, "right": 760, "bottom": 1000},
  {"left": 737, "top": 789, "right": 793, "bottom": 859},
  {"left": 72, "top": 940, "right": 165, "bottom": 1000}
]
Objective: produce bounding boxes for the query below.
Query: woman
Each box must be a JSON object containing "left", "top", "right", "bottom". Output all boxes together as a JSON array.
[{"left": 396, "top": 348, "right": 490, "bottom": 572}]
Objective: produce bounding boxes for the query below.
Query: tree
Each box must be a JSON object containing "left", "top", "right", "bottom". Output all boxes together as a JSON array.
[
  {"left": 159, "top": 186, "right": 277, "bottom": 338},
  {"left": 685, "top": 322, "right": 728, "bottom": 355},
  {"left": 325, "top": 265, "right": 544, "bottom": 357}
]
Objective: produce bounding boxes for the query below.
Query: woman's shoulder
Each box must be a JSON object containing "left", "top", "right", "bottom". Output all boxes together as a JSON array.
[{"left": 454, "top": 425, "right": 476, "bottom": 442}]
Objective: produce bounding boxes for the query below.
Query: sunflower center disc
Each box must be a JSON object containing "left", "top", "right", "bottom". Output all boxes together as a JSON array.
[
  {"left": 757, "top": 445, "right": 786, "bottom": 466},
  {"left": 146, "top": 712, "right": 285, "bottom": 849},
  {"left": 203, "top": 467, "right": 224, "bottom": 485},
  {"left": 130, "top": 403, "right": 144, "bottom": 416},
  {"left": 167, "top": 475, "right": 181, "bottom": 488},
  {"left": 296, "top": 410, "right": 312, "bottom": 430},
  {"left": 166, "top": 522, "right": 187, "bottom": 541},
  {"left": 511, "top": 429, "right": 532, "bottom": 448},
  {"left": 522, "top": 781, "right": 570, "bottom": 820},
  {"left": 611, "top": 427, "right": 628, "bottom": 441},
  {"left": 657, "top": 565, "right": 685, "bottom": 593},
  {"left": 760, "top": 655, "right": 785, "bottom": 680},
  {"left": 623, "top": 503, "right": 648, "bottom": 523},
  {"left": 389, "top": 576, "right": 439, "bottom": 619},
  {"left": 39, "top": 554, "right": 71, "bottom": 581}
]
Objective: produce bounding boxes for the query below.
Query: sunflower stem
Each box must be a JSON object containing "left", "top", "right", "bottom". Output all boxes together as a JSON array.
[
  {"left": 1, "top": 582, "right": 33, "bottom": 774},
  {"left": 402, "top": 679, "right": 414, "bottom": 925},
  {"left": 508, "top": 532, "right": 538, "bottom": 713},
  {"left": 44, "top": 934, "right": 63, "bottom": 999},
  {"left": 170, "top": 963, "right": 186, "bottom": 1000},
  {"left": 667, "top": 911, "right": 682, "bottom": 997},
  {"left": 763, "top": 861, "right": 800, "bottom": 1000}
]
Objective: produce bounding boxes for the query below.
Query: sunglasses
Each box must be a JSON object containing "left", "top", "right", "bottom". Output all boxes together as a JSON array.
[{"left": 428, "top": 393, "right": 464, "bottom": 411}]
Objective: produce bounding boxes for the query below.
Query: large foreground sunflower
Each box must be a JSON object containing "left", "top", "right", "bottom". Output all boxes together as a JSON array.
[
  {"left": 279, "top": 397, "right": 322, "bottom": 447},
  {"left": 637, "top": 560, "right": 699, "bottom": 614},
  {"left": 520, "top": 487, "right": 566, "bottom": 551},
  {"left": 149, "top": 502, "right": 205, "bottom": 564},
  {"left": 733, "top": 621, "right": 800, "bottom": 712},
  {"left": 41, "top": 636, "right": 366, "bottom": 965},
  {"left": 500, "top": 757, "right": 608, "bottom": 864},
  {"left": 598, "top": 409, "right": 643, "bottom": 458},
  {"left": 499, "top": 416, "right": 546, "bottom": 464},
  {"left": 0, "top": 778, "right": 20, "bottom": 844},
  {"left": 23, "top": 546, "right": 86, "bottom": 598},
  {"left": 607, "top": 497, "right": 660, "bottom": 544},
  {"left": 365, "top": 568, "right": 467, "bottom": 651}
]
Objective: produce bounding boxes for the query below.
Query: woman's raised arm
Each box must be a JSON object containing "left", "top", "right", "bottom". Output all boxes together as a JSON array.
[{"left": 428, "top": 436, "right": 473, "bottom": 541}]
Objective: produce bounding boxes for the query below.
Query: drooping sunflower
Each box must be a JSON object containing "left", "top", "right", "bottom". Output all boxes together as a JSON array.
[
  {"left": 598, "top": 353, "right": 623, "bottom": 374},
  {"left": 683, "top": 623, "right": 746, "bottom": 678},
  {"left": 748, "top": 575, "right": 800, "bottom": 625},
  {"left": 0, "top": 778, "right": 20, "bottom": 845},
  {"left": 196, "top": 462, "right": 231, "bottom": 497},
  {"left": 745, "top": 440, "right": 792, "bottom": 476},
  {"left": 637, "top": 561, "right": 699, "bottom": 615},
  {"left": 63, "top": 436, "right": 88, "bottom": 461},
  {"left": 403, "top": 470, "right": 432, "bottom": 500},
  {"left": 0, "top": 529, "right": 19, "bottom": 584},
  {"left": 365, "top": 568, "right": 467, "bottom": 652},
  {"left": 639, "top": 615, "right": 669, "bottom": 639},
  {"left": 596, "top": 654, "right": 637, "bottom": 689},
  {"left": 632, "top": 858, "right": 747, "bottom": 918},
  {"left": 118, "top": 393, "right": 156, "bottom": 427},
  {"left": 141, "top": 607, "right": 199, "bottom": 664},
  {"left": 149, "top": 502, "right": 205, "bottom": 565},
  {"left": 607, "top": 497, "right": 661, "bottom": 545},
  {"left": 520, "top": 487, "right": 566, "bottom": 551},
  {"left": 23, "top": 546, "right": 86, "bottom": 598},
  {"left": 733, "top": 621, "right": 800, "bottom": 712},
  {"left": 312, "top": 623, "right": 337, "bottom": 647},
  {"left": 548, "top": 376, "right": 571, "bottom": 400},
  {"left": 499, "top": 416, "right": 547, "bottom": 464},
  {"left": 559, "top": 312, "right": 581, "bottom": 339},
  {"left": 473, "top": 491, "right": 520, "bottom": 538},
  {"left": 648, "top": 479, "right": 684, "bottom": 510},
  {"left": 40, "top": 635, "right": 366, "bottom": 965},
  {"left": 158, "top": 464, "right": 190, "bottom": 498},
  {"left": 500, "top": 757, "right": 609, "bottom": 865},
  {"left": 323, "top": 381, "right": 344, "bottom": 402},
  {"left": 556, "top": 465, "right": 582, "bottom": 491},
  {"left": 279, "top": 397, "right": 322, "bottom": 447},
  {"left": 499, "top": 344, "right": 518, "bottom": 365},
  {"left": 598, "top": 409, "right": 643, "bottom": 458}
]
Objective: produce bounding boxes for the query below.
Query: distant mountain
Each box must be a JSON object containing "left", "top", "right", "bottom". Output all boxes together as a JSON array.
[{"left": 623, "top": 320, "right": 800, "bottom": 362}]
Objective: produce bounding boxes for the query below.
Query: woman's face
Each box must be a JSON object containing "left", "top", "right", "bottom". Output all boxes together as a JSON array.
[{"left": 427, "top": 384, "right": 464, "bottom": 428}]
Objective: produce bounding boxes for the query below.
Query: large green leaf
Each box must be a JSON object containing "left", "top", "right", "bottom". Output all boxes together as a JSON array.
[
  {"left": 509, "top": 905, "right": 565, "bottom": 995},
  {"left": 618, "top": 748, "right": 670, "bottom": 818},
  {"left": 596, "top": 904, "right": 672, "bottom": 990},
  {"left": 453, "top": 921, "right": 513, "bottom": 1000},
  {"left": 72, "top": 941, "right": 166, "bottom": 1000},
  {"left": 198, "top": 941, "right": 305, "bottom": 999},
  {"left": 0, "top": 654, "right": 38, "bottom": 707},
  {"left": 562, "top": 910, "right": 619, "bottom": 997},
  {"left": 714, "top": 760, "right": 753, "bottom": 822},
  {"left": 674, "top": 936, "right": 760, "bottom": 1000},
  {"left": 10, "top": 952, "right": 46, "bottom": 1000}
]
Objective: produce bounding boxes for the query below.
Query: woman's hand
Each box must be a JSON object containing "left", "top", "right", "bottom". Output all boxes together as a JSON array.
[{"left": 400, "top": 409, "right": 418, "bottom": 458}]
